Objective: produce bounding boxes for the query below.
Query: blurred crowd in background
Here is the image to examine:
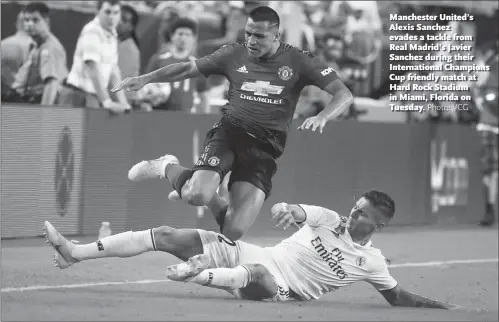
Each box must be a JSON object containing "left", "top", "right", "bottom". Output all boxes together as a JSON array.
[
  {"left": 1, "top": 0, "right": 498, "bottom": 226},
  {"left": 1, "top": 0, "right": 497, "bottom": 125}
]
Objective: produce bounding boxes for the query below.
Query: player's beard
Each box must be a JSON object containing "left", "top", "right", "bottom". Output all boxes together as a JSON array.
[{"left": 347, "top": 218, "right": 374, "bottom": 240}]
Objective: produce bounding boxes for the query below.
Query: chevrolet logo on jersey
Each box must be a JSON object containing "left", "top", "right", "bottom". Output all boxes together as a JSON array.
[{"left": 241, "top": 81, "right": 284, "bottom": 97}]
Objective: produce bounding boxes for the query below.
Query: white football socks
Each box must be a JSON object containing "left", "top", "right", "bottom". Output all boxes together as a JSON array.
[
  {"left": 187, "top": 266, "right": 251, "bottom": 289},
  {"left": 71, "top": 229, "right": 156, "bottom": 261}
]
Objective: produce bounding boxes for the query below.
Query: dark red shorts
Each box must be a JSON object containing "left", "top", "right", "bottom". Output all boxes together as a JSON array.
[{"left": 192, "top": 117, "right": 278, "bottom": 198}]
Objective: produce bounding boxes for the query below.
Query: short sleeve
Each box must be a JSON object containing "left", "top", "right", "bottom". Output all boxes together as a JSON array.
[
  {"left": 39, "top": 48, "right": 61, "bottom": 82},
  {"left": 12, "top": 55, "right": 32, "bottom": 89},
  {"left": 298, "top": 204, "right": 340, "bottom": 229},
  {"left": 300, "top": 54, "right": 340, "bottom": 89},
  {"left": 79, "top": 30, "right": 102, "bottom": 64},
  {"left": 366, "top": 265, "right": 398, "bottom": 291},
  {"left": 195, "top": 43, "right": 238, "bottom": 77}
]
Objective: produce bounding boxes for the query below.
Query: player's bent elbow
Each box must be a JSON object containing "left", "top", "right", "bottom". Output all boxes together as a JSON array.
[{"left": 343, "top": 88, "right": 354, "bottom": 103}]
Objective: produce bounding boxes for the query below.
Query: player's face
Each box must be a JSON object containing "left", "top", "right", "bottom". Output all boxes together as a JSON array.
[
  {"left": 244, "top": 18, "right": 278, "bottom": 58},
  {"left": 325, "top": 37, "right": 343, "bottom": 61},
  {"left": 117, "top": 10, "right": 134, "bottom": 37},
  {"left": 98, "top": 2, "right": 121, "bottom": 32},
  {"left": 24, "top": 11, "right": 49, "bottom": 38},
  {"left": 347, "top": 198, "right": 388, "bottom": 237},
  {"left": 171, "top": 27, "right": 195, "bottom": 52}
]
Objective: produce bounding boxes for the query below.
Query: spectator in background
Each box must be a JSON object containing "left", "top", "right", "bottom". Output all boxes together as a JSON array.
[
  {"left": 1, "top": 11, "right": 35, "bottom": 90},
  {"left": 57, "top": 0, "right": 129, "bottom": 112},
  {"left": 141, "top": 17, "right": 209, "bottom": 113},
  {"left": 295, "top": 30, "right": 370, "bottom": 121},
  {"left": 473, "top": 40, "right": 499, "bottom": 227},
  {"left": 117, "top": 4, "right": 141, "bottom": 107},
  {"left": 199, "top": 1, "right": 247, "bottom": 51},
  {"left": 269, "top": 1, "right": 315, "bottom": 52},
  {"left": 11, "top": 2, "right": 67, "bottom": 105}
]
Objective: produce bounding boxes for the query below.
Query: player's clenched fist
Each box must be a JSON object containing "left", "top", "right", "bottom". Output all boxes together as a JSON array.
[
  {"left": 271, "top": 202, "right": 296, "bottom": 230},
  {"left": 111, "top": 76, "right": 146, "bottom": 93}
]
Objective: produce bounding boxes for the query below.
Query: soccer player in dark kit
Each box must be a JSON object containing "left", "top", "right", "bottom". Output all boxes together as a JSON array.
[{"left": 111, "top": 6, "right": 353, "bottom": 241}]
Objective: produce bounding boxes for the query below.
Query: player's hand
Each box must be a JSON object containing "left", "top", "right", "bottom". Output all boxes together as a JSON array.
[
  {"left": 447, "top": 304, "right": 488, "bottom": 313},
  {"left": 298, "top": 115, "right": 328, "bottom": 134},
  {"left": 111, "top": 76, "right": 147, "bottom": 93},
  {"left": 271, "top": 202, "right": 296, "bottom": 230}
]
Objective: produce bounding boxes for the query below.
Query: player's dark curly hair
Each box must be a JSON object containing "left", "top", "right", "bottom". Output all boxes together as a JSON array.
[
  {"left": 169, "top": 17, "right": 198, "bottom": 37},
  {"left": 121, "top": 4, "right": 140, "bottom": 48},
  {"left": 361, "top": 190, "right": 395, "bottom": 218}
]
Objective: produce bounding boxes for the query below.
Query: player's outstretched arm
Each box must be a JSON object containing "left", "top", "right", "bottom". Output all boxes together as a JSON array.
[
  {"left": 298, "top": 79, "right": 353, "bottom": 133},
  {"left": 379, "top": 285, "right": 458, "bottom": 310},
  {"left": 111, "top": 61, "right": 202, "bottom": 93}
]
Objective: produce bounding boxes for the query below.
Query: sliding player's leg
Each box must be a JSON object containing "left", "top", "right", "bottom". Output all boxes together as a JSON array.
[
  {"left": 44, "top": 221, "right": 206, "bottom": 269},
  {"left": 167, "top": 238, "right": 292, "bottom": 301}
]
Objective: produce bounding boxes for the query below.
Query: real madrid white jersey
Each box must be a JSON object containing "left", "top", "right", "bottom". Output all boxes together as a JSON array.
[{"left": 268, "top": 204, "right": 398, "bottom": 301}]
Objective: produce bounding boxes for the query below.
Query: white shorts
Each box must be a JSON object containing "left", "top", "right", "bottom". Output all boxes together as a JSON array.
[{"left": 197, "top": 229, "right": 291, "bottom": 301}]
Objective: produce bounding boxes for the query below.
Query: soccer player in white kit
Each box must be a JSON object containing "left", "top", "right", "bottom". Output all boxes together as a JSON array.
[{"left": 43, "top": 190, "right": 459, "bottom": 308}]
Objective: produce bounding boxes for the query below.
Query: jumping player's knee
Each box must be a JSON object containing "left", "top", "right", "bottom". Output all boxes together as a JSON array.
[
  {"left": 222, "top": 209, "right": 247, "bottom": 240},
  {"left": 181, "top": 185, "right": 214, "bottom": 206},
  {"left": 181, "top": 171, "right": 221, "bottom": 206},
  {"left": 222, "top": 205, "right": 258, "bottom": 240}
]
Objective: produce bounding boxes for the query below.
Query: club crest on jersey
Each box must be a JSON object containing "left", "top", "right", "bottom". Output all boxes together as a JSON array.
[
  {"left": 332, "top": 216, "right": 348, "bottom": 238},
  {"left": 208, "top": 156, "right": 220, "bottom": 167},
  {"left": 356, "top": 256, "right": 366, "bottom": 267},
  {"left": 278, "top": 66, "right": 293, "bottom": 81}
]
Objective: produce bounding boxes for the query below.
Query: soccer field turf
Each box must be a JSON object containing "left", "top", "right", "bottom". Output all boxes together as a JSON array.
[{"left": 2, "top": 225, "right": 498, "bottom": 321}]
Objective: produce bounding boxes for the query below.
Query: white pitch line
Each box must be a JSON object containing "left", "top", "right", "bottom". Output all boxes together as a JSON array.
[
  {"left": 389, "top": 258, "right": 498, "bottom": 268},
  {"left": 1, "top": 279, "right": 171, "bottom": 293},
  {"left": 1, "top": 258, "right": 497, "bottom": 293}
]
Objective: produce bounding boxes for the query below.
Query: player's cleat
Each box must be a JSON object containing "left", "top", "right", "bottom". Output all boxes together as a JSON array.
[
  {"left": 168, "top": 190, "right": 181, "bottom": 201},
  {"left": 128, "top": 154, "right": 179, "bottom": 182},
  {"left": 43, "top": 221, "right": 79, "bottom": 269},
  {"left": 166, "top": 254, "right": 210, "bottom": 282}
]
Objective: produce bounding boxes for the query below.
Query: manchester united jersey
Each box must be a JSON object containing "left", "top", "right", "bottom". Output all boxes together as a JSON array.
[
  {"left": 195, "top": 43, "right": 340, "bottom": 133},
  {"left": 268, "top": 205, "right": 397, "bottom": 301}
]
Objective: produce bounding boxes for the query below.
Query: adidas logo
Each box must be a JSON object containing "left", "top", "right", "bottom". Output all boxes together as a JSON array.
[{"left": 237, "top": 66, "right": 248, "bottom": 73}]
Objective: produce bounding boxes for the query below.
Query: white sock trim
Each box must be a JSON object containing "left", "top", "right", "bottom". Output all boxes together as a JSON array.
[{"left": 239, "top": 265, "right": 252, "bottom": 288}]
